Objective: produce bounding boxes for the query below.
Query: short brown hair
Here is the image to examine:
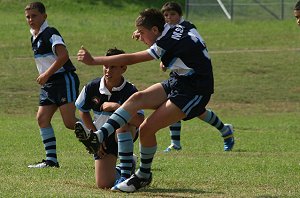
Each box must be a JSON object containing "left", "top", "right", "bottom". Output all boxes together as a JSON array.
[
  {"left": 161, "top": 2, "right": 183, "bottom": 16},
  {"left": 135, "top": 8, "right": 165, "bottom": 32},
  {"left": 105, "top": 48, "right": 125, "bottom": 56},
  {"left": 25, "top": 2, "right": 46, "bottom": 14}
]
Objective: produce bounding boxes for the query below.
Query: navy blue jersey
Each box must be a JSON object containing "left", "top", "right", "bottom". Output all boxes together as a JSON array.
[
  {"left": 148, "top": 21, "right": 214, "bottom": 94},
  {"left": 76, "top": 77, "right": 141, "bottom": 120},
  {"left": 31, "top": 21, "right": 76, "bottom": 75}
]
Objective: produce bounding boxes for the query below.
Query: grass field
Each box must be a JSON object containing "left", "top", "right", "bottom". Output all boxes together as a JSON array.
[{"left": 1, "top": 0, "right": 300, "bottom": 197}]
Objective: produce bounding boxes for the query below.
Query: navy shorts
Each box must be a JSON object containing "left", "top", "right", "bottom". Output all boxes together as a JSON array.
[
  {"left": 39, "top": 72, "right": 79, "bottom": 106},
  {"left": 94, "top": 129, "right": 139, "bottom": 160},
  {"left": 161, "top": 73, "right": 212, "bottom": 121}
]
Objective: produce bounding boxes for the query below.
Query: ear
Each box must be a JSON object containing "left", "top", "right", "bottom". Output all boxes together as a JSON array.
[
  {"left": 121, "top": 65, "right": 127, "bottom": 73},
  {"left": 151, "top": 26, "right": 159, "bottom": 35},
  {"left": 43, "top": 13, "right": 47, "bottom": 20}
]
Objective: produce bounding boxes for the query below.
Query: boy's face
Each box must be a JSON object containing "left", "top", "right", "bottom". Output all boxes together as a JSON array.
[
  {"left": 163, "top": 10, "right": 181, "bottom": 25},
  {"left": 136, "top": 25, "right": 160, "bottom": 47},
  {"left": 103, "top": 65, "right": 126, "bottom": 83},
  {"left": 294, "top": 10, "right": 300, "bottom": 26},
  {"left": 25, "top": 9, "right": 47, "bottom": 32}
]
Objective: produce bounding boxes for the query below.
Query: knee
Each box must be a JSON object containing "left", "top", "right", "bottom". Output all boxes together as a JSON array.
[
  {"left": 96, "top": 180, "right": 113, "bottom": 189},
  {"left": 139, "top": 122, "right": 153, "bottom": 138},
  {"left": 36, "top": 114, "right": 48, "bottom": 128},
  {"left": 129, "top": 92, "right": 145, "bottom": 103},
  {"left": 116, "top": 125, "right": 130, "bottom": 133}
]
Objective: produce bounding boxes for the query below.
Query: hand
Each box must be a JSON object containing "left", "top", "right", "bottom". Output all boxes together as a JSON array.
[
  {"left": 36, "top": 72, "right": 49, "bottom": 85},
  {"left": 132, "top": 30, "right": 140, "bottom": 40},
  {"left": 160, "top": 62, "right": 167, "bottom": 72},
  {"left": 77, "top": 45, "right": 94, "bottom": 65},
  {"left": 97, "top": 141, "right": 108, "bottom": 158},
  {"left": 100, "top": 102, "right": 120, "bottom": 112}
]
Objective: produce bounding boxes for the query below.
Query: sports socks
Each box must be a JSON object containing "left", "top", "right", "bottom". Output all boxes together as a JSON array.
[
  {"left": 95, "top": 108, "right": 131, "bottom": 143},
  {"left": 202, "top": 109, "right": 230, "bottom": 136},
  {"left": 169, "top": 121, "right": 181, "bottom": 147},
  {"left": 136, "top": 144, "right": 157, "bottom": 179},
  {"left": 40, "top": 126, "right": 57, "bottom": 163},
  {"left": 117, "top": 132, "right": 134, "bottom": 179}
]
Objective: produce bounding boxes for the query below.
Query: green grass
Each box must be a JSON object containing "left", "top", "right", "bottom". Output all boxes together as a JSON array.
[{"left": 1, "top": 0, "right": 300, "bottom": 197}]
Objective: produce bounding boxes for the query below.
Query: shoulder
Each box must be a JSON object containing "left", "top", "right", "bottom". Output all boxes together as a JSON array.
[
  {"left": 86, "top": 77, "right": 101, "bottom": 89},
  {"left": 47, "top": 27, "right": 60, "bottom": 34},
  {"left": 125, "top": 81, "right": 138, "bottom": 92},
  {"left": 42, "top": 27, "right": 61, "bottom": 39},
  {"left": 180, "top": 20, "right": 197, "bottom": 30}
]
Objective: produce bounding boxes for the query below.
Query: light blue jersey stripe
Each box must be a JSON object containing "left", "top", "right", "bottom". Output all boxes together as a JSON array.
[
  {"left": 64, "top": 73, "right": 71, "bottom": 102},
  {"left": 182, "top": 95, "right": 203, "bottom": 115},
  {"left": 150, "top": 48, "right": 160, "bottom": 59},
  {"left": 68, "top": 73, "right": 76, "bottom": 101}
]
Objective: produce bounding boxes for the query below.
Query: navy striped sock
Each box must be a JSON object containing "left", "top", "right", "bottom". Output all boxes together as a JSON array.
[
  {"left": 203, "top": 109, "right": 228, "bottom": 136},
  {"left": 117, "top": 132, "right": 133, "bottom": 178},
  {"left": 40, "top": 127, "right": 57, "bottom": 163},
  {"left": 136, "top": 144, "right": 157, "bottom": 179},
  {"left": 95, "top": 107, "right": 131, "bottom": 142},
  {"left": 169, "top": 121, "right": 181, "bottom": 147}
]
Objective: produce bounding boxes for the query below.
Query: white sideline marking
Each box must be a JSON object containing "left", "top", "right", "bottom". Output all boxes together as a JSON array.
[{"left": 217, "top": 0, "right": 231, "bottom": 20}]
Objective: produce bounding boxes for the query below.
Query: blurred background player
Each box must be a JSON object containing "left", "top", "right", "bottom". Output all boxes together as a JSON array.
[
  {"left": 74, "top": 48, "right": 144, "bottom": 189},
  {"left": 294, "top": 0, "right": 300, "bottom": 26},
  {"left": 25, "top": 2, "right": 80, "bottom": 168}
]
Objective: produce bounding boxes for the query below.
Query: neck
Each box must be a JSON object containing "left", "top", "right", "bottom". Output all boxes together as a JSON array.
[{"left": 105, "top": 77, "right": 124, "bottom": 92}]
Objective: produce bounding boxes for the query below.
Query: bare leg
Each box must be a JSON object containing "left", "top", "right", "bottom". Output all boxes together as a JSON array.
[
  {"left": 95, "top": 154, "right": 117, "bottom": 189},
  {"left": 59, "top": 102, "right": 78, "bottom": 130}
]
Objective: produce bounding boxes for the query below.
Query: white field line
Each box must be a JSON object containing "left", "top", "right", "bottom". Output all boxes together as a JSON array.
[{"left": 15, "top": 48, "right": 300, "bottom": 60}]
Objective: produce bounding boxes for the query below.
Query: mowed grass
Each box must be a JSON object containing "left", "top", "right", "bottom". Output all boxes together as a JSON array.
[{"left": 1, "top": 0, "right": 300, "bottom": 197}]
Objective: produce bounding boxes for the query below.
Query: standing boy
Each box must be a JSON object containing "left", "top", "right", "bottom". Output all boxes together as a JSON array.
[
  {"left": 75, "top": 48, "right": 144, "bottom": 189},
  {"left": 294, "top": 1, "right": 300, "bottom": 26},
  {"left": 25, "top": 2, "right": 80, "bottom": 168},
  {"left": 76, "top": 8, "right": 234, "bottom": 192}
]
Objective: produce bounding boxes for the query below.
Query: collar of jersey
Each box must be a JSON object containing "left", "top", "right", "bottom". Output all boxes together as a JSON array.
[
  {"left": 30, "top": 20, "right": 49, "bottom": 41},
  {"left": 99, "top": 76, "right": 127, "bottom": 96}
]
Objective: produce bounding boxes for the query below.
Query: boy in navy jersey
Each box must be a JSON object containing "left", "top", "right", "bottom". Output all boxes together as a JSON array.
[
  {"left": 25, "top": 2, "right": 80, "bottom": 168},
  {"left": 294, "top": 1, "right": 300, "bottom": 26},
  {"left": 133, "top": 2, "right": 233, "bottom": 153},
  {"left": 75, "top": 48, "right": 144, "bottom": 189},
  {"left": 76, "top": 8, "right": 234, "bottom": 192}
]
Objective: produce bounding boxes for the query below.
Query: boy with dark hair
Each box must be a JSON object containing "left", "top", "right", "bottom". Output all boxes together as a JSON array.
[
  {"left": 76, "top": 8, "right": 234, "bottom": 192},
  {"left": 75, "top": 48, "right": 144, "bottom": 189},
  {"left": 294, "top": 0, "right": 300, "bottom": 26},
  {"left": 25, "top": 2, "right": 80, "bottom": 168},
  {"left": 133, "top": 2, "right": 234, "bottom": 153}
]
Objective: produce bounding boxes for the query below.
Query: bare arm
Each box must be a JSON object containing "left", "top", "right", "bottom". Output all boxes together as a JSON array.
[
  {"left": 37, "top": 44, "right": 69, "bottom": 85},
  {"left": 101, "top": 102, "right": 120, "bottom": 112},
  {"left": 77, "top": 46, "right": 154, "bottom": 66}
]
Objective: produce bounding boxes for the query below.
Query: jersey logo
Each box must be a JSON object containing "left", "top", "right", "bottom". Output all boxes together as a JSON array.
[
  {"left": 171, "top": 25, "right": 184, "bottom": 40},
  {"left": 92, "top": 97, "right": 101, "bottom": 105},
  {"left": 37, "top": 39, "right": 42, "bottom": 48},
  {"left": 61, "top": 97, "right": 67, "bottom": 103}
]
